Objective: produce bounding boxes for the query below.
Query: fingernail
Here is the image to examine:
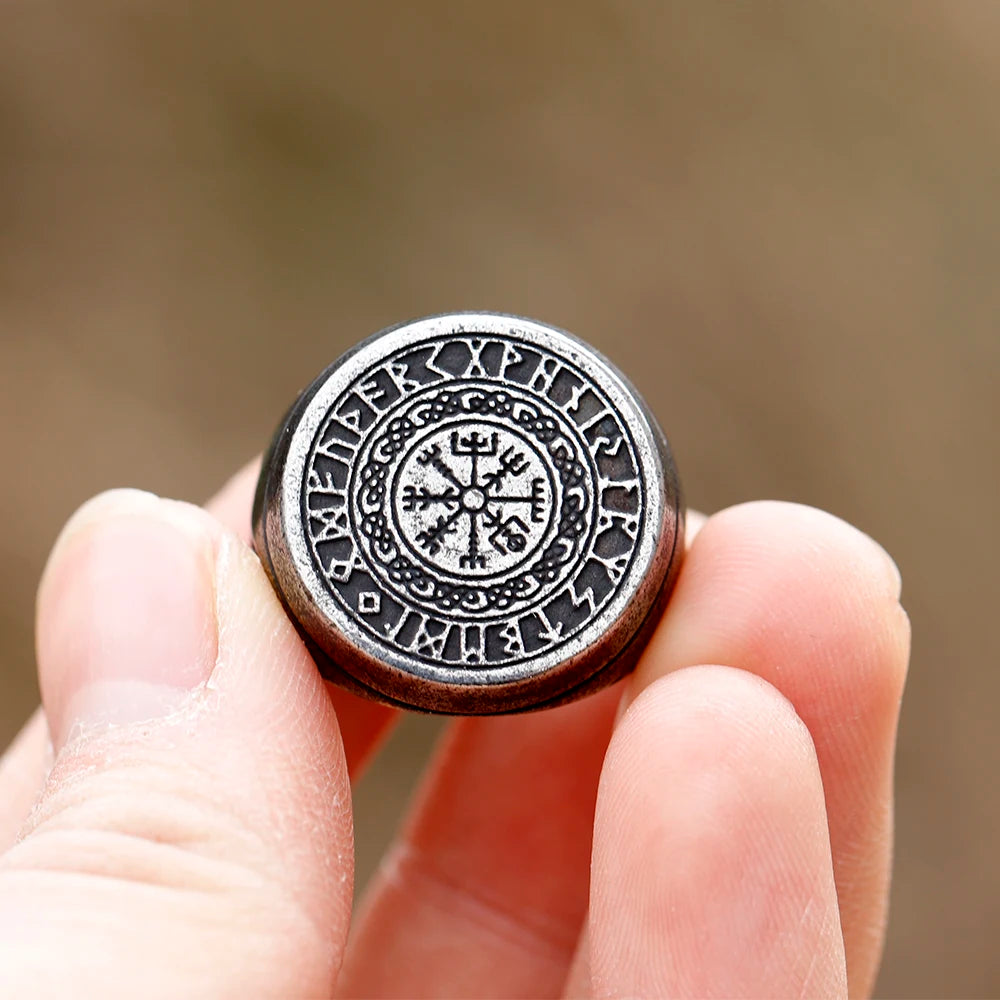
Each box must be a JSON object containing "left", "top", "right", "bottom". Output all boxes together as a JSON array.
[
  {"left": 874, "top": 539, "right": 903, "bottom": 600},
  {"left": 37, "top": 490, "right": 219, "bottom": 751}
]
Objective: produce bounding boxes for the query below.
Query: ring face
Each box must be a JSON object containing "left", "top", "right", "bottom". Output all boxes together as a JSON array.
[{"left": 255, "top": 313, "right": 683, "bottom": 714}]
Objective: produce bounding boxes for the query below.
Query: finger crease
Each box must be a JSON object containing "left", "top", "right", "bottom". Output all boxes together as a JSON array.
[{"left": 382, "top": 842, "right": 580, "bottom": 964}]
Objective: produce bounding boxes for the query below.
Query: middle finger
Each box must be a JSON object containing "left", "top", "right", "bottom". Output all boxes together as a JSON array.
[{"left": 338, "top": 684, "right": 620, "bottom": 999}]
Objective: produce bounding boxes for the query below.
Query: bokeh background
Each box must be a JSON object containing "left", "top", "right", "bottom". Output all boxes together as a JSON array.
[{"left": 1, "top": 3, "right": 997, "bottom": 996}]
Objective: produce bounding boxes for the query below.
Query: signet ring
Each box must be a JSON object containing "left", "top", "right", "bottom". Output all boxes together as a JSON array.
[{"left": 253, "top": 312, "right": 684, "bottom": 714}]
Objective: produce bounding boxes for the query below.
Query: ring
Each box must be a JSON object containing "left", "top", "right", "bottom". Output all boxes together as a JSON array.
[{"left": 253, "top": 312, "right": 684, "bottom": 714}]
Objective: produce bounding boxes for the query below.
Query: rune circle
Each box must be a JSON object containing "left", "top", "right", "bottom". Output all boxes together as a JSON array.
[{"left": 301, "top": 332, "right": 648, "bottom": 671}]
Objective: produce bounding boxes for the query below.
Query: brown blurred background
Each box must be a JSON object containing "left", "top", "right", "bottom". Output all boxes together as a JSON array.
[{"left": 1, "top": 3, "right": 997, "bottom": 996}]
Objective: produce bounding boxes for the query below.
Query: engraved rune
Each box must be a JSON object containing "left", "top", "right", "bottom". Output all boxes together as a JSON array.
[{"left": 415, "top": 510, "right": 462, "bottom": 555}]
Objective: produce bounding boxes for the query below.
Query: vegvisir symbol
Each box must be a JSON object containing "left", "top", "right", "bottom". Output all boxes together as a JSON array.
[{"left": 398, "top": 428, "right": 550, "bottom": 573}]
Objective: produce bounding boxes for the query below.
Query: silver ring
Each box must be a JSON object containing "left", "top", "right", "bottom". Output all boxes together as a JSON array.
[{"left": 253, "top": 312, "right": 684, "bottom": 714}]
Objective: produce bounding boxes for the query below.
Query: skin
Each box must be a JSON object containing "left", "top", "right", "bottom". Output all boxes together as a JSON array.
[{"left": 0, "top": 459, "right": 909, "bottom": 999}]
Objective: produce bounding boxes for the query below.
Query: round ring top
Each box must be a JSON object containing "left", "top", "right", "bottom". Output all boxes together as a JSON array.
[{"left": 253, "top": 313, "right": 683, "bottom": 714}]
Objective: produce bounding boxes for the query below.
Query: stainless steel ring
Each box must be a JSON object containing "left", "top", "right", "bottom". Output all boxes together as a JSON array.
[{"left": 253, "top": 312, "right": 684, "bottom": 714}]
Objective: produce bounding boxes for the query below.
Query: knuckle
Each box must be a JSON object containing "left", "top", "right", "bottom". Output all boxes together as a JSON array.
[{"left": 7, "top": 740, "right": 269, "bottom": 894}]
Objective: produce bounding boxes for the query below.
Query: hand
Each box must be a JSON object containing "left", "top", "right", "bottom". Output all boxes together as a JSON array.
[{"left": 0, "top": 461, "right": 909, "bottom": 999}]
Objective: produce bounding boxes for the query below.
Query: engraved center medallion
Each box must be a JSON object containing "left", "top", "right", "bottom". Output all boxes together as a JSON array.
[{"left": 392, "top": 422, "right": 555, "bottom": 579}]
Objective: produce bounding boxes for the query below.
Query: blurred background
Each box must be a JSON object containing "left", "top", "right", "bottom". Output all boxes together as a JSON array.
[{"left": 1, "top": 3, "right": 997, "bottom": 995}]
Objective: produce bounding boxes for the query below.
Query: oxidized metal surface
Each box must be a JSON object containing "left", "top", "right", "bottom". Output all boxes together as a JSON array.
[{"left": 253, "top": 313, "right": 683, "bottom": 714}]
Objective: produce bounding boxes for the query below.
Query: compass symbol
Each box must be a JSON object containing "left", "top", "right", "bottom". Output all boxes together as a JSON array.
[{"left": 393, "top": 422, "right": 554, "bottom": 578}]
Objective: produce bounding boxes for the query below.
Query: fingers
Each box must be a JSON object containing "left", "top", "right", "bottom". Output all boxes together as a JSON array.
[
  {"left": 0, "top": 490, "right": 353, "bottom": 999},
  {"left": 627, "top": 501, "right": 910, "bottom": 996},
  {"left": 589, "top": 666, "right": 847, "bottom": 999},
  {"left": 205, "top": 457, "right": 399, "bottom": 778},
  {"left": 339, "top": 685, "right": 621, "bottom": 999},
  {"left": 0, "top": 710, "right": 50, "bottom": 851}
]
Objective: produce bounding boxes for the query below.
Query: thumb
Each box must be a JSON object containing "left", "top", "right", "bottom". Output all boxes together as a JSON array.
[{"left": 0, "top": 490, "right": 353, "bottom": 999}]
